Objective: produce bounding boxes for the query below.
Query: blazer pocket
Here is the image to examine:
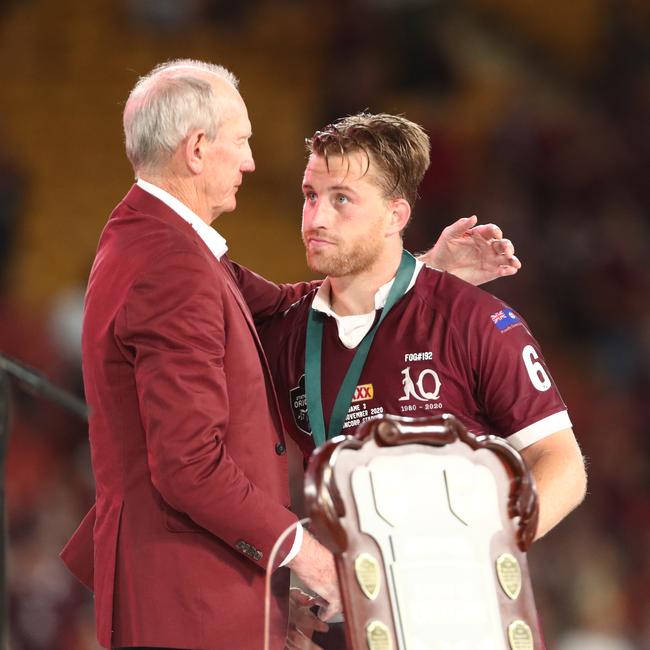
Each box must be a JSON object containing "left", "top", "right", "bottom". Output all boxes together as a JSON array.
[{"left": 163, "top": 503, "right": 207, "bottom": 534}]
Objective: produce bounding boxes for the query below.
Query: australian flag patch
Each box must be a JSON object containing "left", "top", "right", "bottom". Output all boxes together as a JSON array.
[{"left": 490, "top": 308, "right": 522, "bottom": 333}]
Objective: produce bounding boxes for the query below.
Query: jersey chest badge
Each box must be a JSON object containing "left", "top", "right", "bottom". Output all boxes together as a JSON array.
[
  {"left": 289, "top": 375, "right": 377, "bottom": 435},
  {"left": 399, "top": 366, "right": 441, "bottom": 401},
  {"left": 289, "top": 374, "right": 311, "bottom": 435},
  {"left": 398, "top": 365, "right": 444, "bottom": 414}
]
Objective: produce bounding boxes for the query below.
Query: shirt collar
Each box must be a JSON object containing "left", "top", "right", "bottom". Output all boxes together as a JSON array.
[
  {"left": 311, "top": 259, "right": 424, "bottom": 317},
  {"left": 136, "top": 178, "right": 228, "bottom": 261}
]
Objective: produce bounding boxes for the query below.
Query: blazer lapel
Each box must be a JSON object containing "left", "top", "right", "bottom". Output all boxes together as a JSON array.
[
  {"left": 217, "top": 257, "right": 259, "bottom": 336},
  {"left": 120, "top": 185, "right": 286, "bottom": 433},
  {"left": 217, "top": 257, "right": 287, "bottom": 434}
]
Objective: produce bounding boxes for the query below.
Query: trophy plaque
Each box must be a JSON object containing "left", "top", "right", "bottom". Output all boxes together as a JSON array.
[{"left": 304, "top": 414, "right": 543, "bottom": 650}]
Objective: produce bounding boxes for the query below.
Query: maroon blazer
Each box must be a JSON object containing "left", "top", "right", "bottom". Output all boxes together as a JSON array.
[{"left": 61, "top": 185, "right": 314, "bottom": 649}]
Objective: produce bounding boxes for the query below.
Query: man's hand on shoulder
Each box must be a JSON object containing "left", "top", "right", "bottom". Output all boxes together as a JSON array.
[{"left": 419, "top": 215, "right": 521, "bottom": 286}]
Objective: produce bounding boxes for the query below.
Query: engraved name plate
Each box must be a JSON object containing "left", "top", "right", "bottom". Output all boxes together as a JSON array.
[
  {"left": 508, "top": 619, "right": 533, "bottom": 650},
  {"left": 496, "top": 553, "right": 522, "bottom": 600},
  {"left": 366, "top": 620, "right": 392, "bottom": 650},
  {"left": 355, "top": 552, "right": 381, "bottom": 601}
]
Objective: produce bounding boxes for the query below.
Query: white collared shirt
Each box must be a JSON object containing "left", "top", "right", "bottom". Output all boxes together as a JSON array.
[
  {"left": 312, "top": 260, "right": 425, "bottom": 348},
  {"left": 136, "top": 178, "right": 228, "bottom": 261},
  {"left": 136, "top": 178, "right": 303, "bottom": 566}
]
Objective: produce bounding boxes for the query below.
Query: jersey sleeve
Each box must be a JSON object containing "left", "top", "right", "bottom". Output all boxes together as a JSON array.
[
  {"left": 257, "top": 300, "right": 316, "bottom": 462},
  {"left": 257, "top": 311, "right": 289, "bottom": 382},
  {"left": 467, "top": 295, "right": 571, "bottom": 450},
  {"left": 227, "top": 258, "right": 320, "bottom": 325}
]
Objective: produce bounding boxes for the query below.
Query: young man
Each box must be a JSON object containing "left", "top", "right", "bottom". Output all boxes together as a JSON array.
[
  {"left": 258, "top": 113, "right": 586, "bottom": 647},
  {"left": 260, "top": 111, "right": 586, "bottom": 542}
]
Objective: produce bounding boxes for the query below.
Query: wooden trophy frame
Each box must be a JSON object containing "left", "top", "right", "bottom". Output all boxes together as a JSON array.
[{"left": 304, "top": 413, "right": 543, "bottom": 650}]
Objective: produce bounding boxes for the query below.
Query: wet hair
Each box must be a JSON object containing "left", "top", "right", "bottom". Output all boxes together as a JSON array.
[{"left": 306, "top": 112, "right": 430, "bottom": 207}]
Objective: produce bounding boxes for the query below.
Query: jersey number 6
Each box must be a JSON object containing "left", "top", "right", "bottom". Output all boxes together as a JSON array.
[{"left": 522, "top": 344, "right": 552, "bottom": 392}]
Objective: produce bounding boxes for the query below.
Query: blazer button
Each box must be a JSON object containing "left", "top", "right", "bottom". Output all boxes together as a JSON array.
[{"left": 275, "top": 442, "right": 286, "bottom": 455}]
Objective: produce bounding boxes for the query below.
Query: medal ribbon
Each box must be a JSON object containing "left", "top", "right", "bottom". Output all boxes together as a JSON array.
[{"left": 305, "top": 250, "right": 416, "bottom": 448}]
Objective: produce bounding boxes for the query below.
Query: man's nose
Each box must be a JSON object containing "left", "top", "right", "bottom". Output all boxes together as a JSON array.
[
  {"left": 308, "top": 200, "right": 334, "bottom": 230},
  {"left": 241, "top": 156, "right": 255, "bottom": 173},
  {"left": 241, "top": 143, "right": 255, "bottom": 172}
]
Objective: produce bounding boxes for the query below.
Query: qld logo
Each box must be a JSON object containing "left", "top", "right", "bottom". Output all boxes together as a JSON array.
[{"left": 398, "top": 367, "right": 441, "bottom": 401}]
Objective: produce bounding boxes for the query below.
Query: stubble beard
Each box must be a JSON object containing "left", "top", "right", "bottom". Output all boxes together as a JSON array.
[{"left": 303, "top": 233, "right": 383, "bottom": 278}]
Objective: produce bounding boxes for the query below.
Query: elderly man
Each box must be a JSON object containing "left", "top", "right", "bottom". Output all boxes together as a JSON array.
[{"left": 61, "top": 60, "right": 521, "bottom": 650}]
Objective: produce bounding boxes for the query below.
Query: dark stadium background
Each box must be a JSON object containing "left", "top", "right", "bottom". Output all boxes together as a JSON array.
[{"left": 0, "top": 0, "right": 648, "bottom": 648}]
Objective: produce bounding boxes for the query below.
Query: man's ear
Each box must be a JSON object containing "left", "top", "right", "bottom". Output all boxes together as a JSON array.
[
  {"left": 386, "top": 198, "right": 411, "bottom": 236},
  {"left": 184, "top": 129, "right": 207, "bottom": 174}
]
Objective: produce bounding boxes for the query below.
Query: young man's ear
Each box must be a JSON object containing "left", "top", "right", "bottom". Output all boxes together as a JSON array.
[
  {"left": 386, "top": 198, "right": 411, "bottom": 236},
  {"left": 185, "top": 129, "right": 207, "bottom": 174}
]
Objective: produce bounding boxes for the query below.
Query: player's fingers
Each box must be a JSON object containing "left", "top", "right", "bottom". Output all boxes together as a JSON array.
[
  {"left": 470, "top": 223, "right": 503, "bottom": 240},
  {"left": 491, "top": 238, "right": 515, "bottom": 257},
  {"left": 497, "top": 257, "right": 521, "bottom": 276},
  {"left": 443, "top": 215, "right": 477, "bottom": 237}
]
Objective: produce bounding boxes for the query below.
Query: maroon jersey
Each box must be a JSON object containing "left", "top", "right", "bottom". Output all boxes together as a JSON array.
[{"left": 259, "top": 265, "right": 570, "bottom": 460}]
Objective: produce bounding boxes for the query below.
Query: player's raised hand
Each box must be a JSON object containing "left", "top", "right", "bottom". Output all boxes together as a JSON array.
[{"left": 419, "top": 215, "right": 521, "bottom": 286}]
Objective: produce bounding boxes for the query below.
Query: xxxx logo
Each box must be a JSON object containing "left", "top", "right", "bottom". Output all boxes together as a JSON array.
[{"left": 352, "top": 384, "right": 374, "bottom": 402}]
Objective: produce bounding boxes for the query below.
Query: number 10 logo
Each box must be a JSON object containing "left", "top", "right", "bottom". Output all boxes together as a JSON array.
[{"left": 399, "top": 367, "right": 441, "bottom": 401}]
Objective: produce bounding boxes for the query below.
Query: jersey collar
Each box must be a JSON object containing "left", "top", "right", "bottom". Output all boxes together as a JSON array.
[{"left": 312, "top": 259, "right": 424, "bottom": 318}]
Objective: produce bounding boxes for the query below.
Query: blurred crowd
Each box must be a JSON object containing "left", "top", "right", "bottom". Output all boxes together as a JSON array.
[{"left": 0, "top": 0, "right": 648, "bottom": 648}]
